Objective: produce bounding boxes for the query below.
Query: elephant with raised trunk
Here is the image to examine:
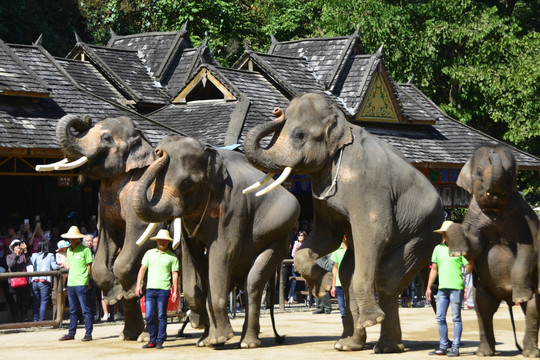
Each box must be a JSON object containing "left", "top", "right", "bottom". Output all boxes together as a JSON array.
[
  {"left": 243, "top": 93, "right": 444, "bottom": 353},
  {"left": 133, "top": 135, "right": 300, "bottom": 348},
  {"left": 36, "top": 115, "right": 160, "bottom": 340},
  {"left": 446, "top": 146, "right": 540, "bottom": 357}
]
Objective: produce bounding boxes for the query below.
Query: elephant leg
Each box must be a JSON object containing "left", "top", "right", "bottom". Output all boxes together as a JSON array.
[
  {"left": 511, "top": 243, "right": 534, "bottom": 303},
  {"left": 294, "top": 214, "right": 342, "bottom": 297},
  {"left": 334, "top": 250, "right": 367, "bottom": 351},
  {"left": 204, "top": 241, "right": 235, "bottom": 346},
  {"left": 93, "top": 231, "right": 122, "bottom": 305},
  {"left": 118, "top": 297, "right": 145, "bottom": 340},
  {"left": 474, "top": 285, "right": 500, "bottom": 356},
  {"left": 522, "top": 294, "right": 540, "bottom": 358},
  {"left": 180, "top": 238, "right": 210, "bottom": 345},
  {"left": 241, "top": 239, "right": 287, "bottom": 348}
]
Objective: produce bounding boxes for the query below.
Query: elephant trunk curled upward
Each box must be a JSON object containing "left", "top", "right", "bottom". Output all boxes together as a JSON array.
[
  {"left": 133, "top": 135, "right": 300, "bottom": 348},
  {"left": 243, "top": 93, "right": 445, "bottom": 353},
  {"left": 37, "top": 114, "right": 161, "bottom": 341},
  {"left": 445, "top": 145, "right": 540, "bottom": 357}
]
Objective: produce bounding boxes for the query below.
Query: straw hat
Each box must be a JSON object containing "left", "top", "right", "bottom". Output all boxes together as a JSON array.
[
  {"left": 434, "top": 220, "right": 454, "bottom": 234},
  {"left": 9, "top": 239, "right": 22, "bottom": 252},
  {"left": 150, "top": 229, "right": 173, "bottom": 242},
  {"left": 61, "top": 226, "right": 86, "bottom": 239}
]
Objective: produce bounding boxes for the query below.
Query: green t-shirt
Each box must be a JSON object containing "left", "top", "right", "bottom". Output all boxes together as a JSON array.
[
  {"left": 66, "top": 243, "right": 93, "bottom": 286},
  {"left": 142, "top": 248, "right": 180, "bottom": 290},
  {"left": 330, "top": 244, "right": 347, "bottom": 287},
  {"left": 431, "top": 243, "right": 468, "bottom": 290}
]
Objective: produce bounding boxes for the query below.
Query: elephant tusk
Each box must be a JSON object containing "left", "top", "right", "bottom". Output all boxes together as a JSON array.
[
  {"left": 53, "top": 156, "right": 89, "bottom": 170},
  {"left": 35, "top": 158, "right": 68, "bottom": 172},
  {"left": 256, "top": 167, "right": 292, "bottom": 197},
  {"left": 136, "top": 222, "right": 158, "bottom": 246},
  {"left": 172, "top": 217, "right": 181, "bottom": 250},
  {"left": 242, "top": 173, "right": 275, "bottom": 194}
]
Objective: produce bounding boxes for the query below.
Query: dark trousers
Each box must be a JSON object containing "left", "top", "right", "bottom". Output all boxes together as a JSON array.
[
  {"left": 315, "top": 292, "right": 332, "bottom": 312},
  {"left": 145, "top": 288, "right": 170, "bottom": 344},
  {"left": 32, "top": 281, "right": 51, "bottom": 321},
  {"left": 67, "top": 285, "right": 93, "bottom": 337}
]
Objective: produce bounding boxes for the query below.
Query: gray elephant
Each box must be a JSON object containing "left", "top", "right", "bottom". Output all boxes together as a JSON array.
[
  {"left": 243, "top": 93, "right": 444, "bottom": 353},
  {"left": 36, "top": 115, "right": 159, "bottom": 340},
  {"left": 132, "top": 135, "right": 300, "bottom": 348},
  {"left": 446, "top": 145, "right": 540, "bottom": 357}
]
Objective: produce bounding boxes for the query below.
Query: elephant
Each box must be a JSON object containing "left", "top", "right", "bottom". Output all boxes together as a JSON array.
[
  {"left": 36, "top": 114, "right": 161, "bottom": 340},
  {"left": 132, "top": 135, "right": 301, "bottom": 348},
  {"left": 446, "top": 145, "right": 540, "bottom": 357},
  {"left": 243, "top": 92, "right": 445, "bottom": 353}
]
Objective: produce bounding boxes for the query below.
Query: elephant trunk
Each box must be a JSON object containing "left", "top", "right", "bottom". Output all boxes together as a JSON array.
[
  {"left": 487, "top": 151, "right": 505, "bottom": 196},
  {"left": 133, "top": 149, "right": 175, "bottom": 223},
  {"left": 244, "top": 108, "right": 288, "bottom": 173},
  {"left": 56, "top": 114, "right": 92, "bottom": 160}
]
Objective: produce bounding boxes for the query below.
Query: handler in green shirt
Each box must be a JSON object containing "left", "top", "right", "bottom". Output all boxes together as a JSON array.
[
  {"left": 136, "top": 229, "right": 179, "bottom": 349},
  {"left": 426, "top": 221, "right": 473, "bottom": 357},
  {"left": 58, "top": 226, "right": 94, "bottom": 342}
]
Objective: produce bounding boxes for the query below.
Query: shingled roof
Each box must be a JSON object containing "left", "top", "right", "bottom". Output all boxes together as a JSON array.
[
  {"left": 150, "top": 64, "right": 289, "bottom": 147},
  {"left": 0, "top": 41, "right": 176, "bottom": 157},
  {"left": 66, "top": 43, "right": 169, "bottom": 110}
]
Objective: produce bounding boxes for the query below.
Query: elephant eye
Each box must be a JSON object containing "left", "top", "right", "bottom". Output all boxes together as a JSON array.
[
  {"left": 476, "top": 168, "right": 483, "bottom": 177},
  {"left": 101, "top": 133, "right": 114, "bottom": 145},
  {"left": 292, "top": 128, "right": 305, "bottom": 141},
  {"left": 180, "top": 179, "right": 193, "bottom": 191}
]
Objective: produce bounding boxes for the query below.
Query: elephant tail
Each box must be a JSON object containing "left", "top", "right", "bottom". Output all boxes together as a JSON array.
[
  {"left": 268, "top": 268, "right": 285, "bottom": 344},
  {"left": 507, "top": 302, "right": 522, "bottom": 352}
]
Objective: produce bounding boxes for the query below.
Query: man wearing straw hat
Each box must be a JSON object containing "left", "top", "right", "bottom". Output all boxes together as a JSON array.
[
  {"left": 426, "top": 220, "right": 473, "bottom": 357},
  {"left": 135, "top": 229, "right": 179, "bottom": 349},
  {"left": 58, "top": 226, "right": 94, "bottom": 342}
]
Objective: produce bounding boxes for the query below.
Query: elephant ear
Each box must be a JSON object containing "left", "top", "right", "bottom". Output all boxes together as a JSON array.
[
  {"left": 325, "top": 105, "right": 354, "bottom": 157},
  {"left": 125, "top": 129, "right": 155, "bottom": 172},
  {"left": 456, "top": 155, "right": 473, "bottom": 194},
  {"left": 204, "top": 146, "right": 225, "bottom": 196}
]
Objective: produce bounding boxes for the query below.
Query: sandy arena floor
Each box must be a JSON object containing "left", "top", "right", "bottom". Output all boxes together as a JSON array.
[{"left": 2, "top": 305, "right": 527, "bottom": 359}]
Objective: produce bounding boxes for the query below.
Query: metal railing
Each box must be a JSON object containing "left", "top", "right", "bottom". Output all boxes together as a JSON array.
[{"left": 0, "top": 269, "right": 67, "bottom": 329}]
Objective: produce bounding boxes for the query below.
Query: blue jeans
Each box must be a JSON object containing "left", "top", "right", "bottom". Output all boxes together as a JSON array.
[
  {"left": 145, "top": 288, "right": 170, "bottom": 344},
  {"left": 67, "top": 286, "right": 93, "bottom": 337},
  {"left": 335, "top": 286, "right": 345, "bottom": 326},
  {"left": 436, "top": 289, "right": 464, "bottom": 351},
  {"left": 32, "top": 281, "right": 51, "bottom": 321}
]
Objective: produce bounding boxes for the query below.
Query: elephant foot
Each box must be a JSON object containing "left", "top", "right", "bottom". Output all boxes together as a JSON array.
[
  {"left": 357, "top": 307, "right": 385, "bottom": 328},
  {"left": 240, "top": 335, "right": 262, "bottom": 349},
  {"left": 373, "top": 339, "right": 405, "bottom": 353},
  {"left": 196, "top": 327, "right": 210, "bottom": 347},
  {"left": 103, "top": 283, "right": 123, "bottom": 305},
  {"left": 513, "top": 286, "right": 533, "bottom": 303},
  {"left": 334, "top": 336, "right": 365, "bottom": 351},
  {"left": 476, "top": 343, "right": 495, "bottom": 357},
  {"left": 136, "top": 331, "right": 150, "bottom": 343},
  {"left": 119, "top": 327, "right": 144, "bottom": 341},
  {"left": 523, "top": 348, "right": 540, "bottom": 358},
  {"left": 208, "top": 329, "right": 235, "bottom": 346},
  {"left": 311, "top": 272, "right": 333, "bottom": 297}
]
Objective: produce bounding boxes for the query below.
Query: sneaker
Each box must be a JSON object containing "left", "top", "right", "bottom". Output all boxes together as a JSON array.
[
  {"left": 101, "top": 313, "right": 111, "bottom": 322},
  {"left": 312, "top": 309, "right": 324, "bottom": 314},
  {"left": 447, "top": 349, "right": 460, "bottom": 357},
  {"left": 156, "top": 342, "right": 164, "bottom": 349},
  {"left": 428, "top": 348, "right": 447, "bottom": 355},
  {"left": 59, "top": 334, "right": 74, "bottom": 341},
  {"left": 325, "top": 309, "right": 332, "bottom": 314},
  {"left": 114, "top": 312, "right": 124, "bottom": 321},
  {"left": 142, "top": 342, "right": 156, "bottom": 349},
  {"left": 81, "top": 335, "right": 92, "bottom": 342}
]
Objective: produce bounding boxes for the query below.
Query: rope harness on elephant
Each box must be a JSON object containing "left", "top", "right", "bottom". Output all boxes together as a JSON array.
[
  {"left": 183, "top": 191, "right": 211, "bottom": 238},
  {"left": 312, "top": 146, "right": 344, "bottom": 201}
]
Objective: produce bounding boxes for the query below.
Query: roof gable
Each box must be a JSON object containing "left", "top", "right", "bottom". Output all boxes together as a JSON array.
[
  {"left": 0, "top": 39, "right": 50, "bottom": 98},
  {"left": 173, "top": 66, "right": 236, "bottom": 104}
]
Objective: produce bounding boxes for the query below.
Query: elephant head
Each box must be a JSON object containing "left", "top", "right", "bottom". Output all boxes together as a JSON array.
[
  {"left": 457, "top": 145, "right": 517, "bottom": 213},
  {"left": 37, "top": 114, "right": 155, "bottom": 178},
  {"left": 243, "top": 93, "right": 353, "bottom": 194},
  {"left": 133, "top": 136, "right": 223, "bottom": 240}
]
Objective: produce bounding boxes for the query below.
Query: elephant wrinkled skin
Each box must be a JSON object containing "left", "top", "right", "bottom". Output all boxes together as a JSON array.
[
  {"left": 446, "top": 146, "right": 540, "bottom": 357},
  {"left": 133, "top": 136, "right": 300, "bottom": 348},
  {"left": 37, "top": 115, "right": 160, "bottom": 341},
  {"left": 243, "top": 93, "right": 444, "bottom": 353}
]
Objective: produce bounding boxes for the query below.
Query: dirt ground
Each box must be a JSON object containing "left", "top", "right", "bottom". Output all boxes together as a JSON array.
[{"left": 1, "top": 304, "right": 527, "bottom": 359}]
